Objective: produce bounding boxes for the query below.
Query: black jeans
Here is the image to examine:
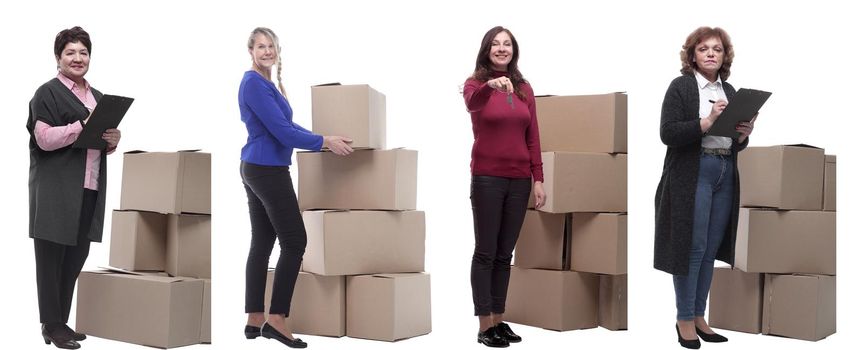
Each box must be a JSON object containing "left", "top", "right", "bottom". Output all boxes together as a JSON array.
[
  {"left": 241, "top": 162, "right": 307, "bottom": 316},
  {"left": 34, "top": 189, "right": 96, "bottom": 324},
  {"left": 470, "top": 175, "right": 532, "bottom": 316}
]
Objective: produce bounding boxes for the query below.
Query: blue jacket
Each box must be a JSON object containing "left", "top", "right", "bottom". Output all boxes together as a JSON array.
[{"left": 239, "top": 71, "right": 323, "bottom": 166}]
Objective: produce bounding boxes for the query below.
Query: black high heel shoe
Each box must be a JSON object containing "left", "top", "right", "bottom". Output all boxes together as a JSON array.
[
  {"left": 261, "top": 323, "right": 307, "bottom": 348},
  {"left": 62, "top": 325, "right": 86, "bottom": 342},
  {"left": 42, "top": 324, "right": 80, "bottom": 349},
  {"left": 676, "top": 324, "right": 701, "bottom": 349},
  {"left": 244, "top": 325, "right": 262, "bottom": 339},
  {"left": 696, "top": 326, "right": 728, "bottom": 343},
  {"left": 495, "top": 322, "right": 522, "bottom": 343}
]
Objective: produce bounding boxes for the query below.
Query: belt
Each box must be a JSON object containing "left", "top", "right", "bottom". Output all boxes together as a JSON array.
[{"left": 702, "top": 148, "right": 732, "bottom": 156}]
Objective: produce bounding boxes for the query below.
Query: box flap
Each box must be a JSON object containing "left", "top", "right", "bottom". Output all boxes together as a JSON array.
[
  {"left": 313, "top": 82, "right": 342, "bottom": 87},
  {"left": 783, "top": 144, "right": 823, "bottom": 150}
]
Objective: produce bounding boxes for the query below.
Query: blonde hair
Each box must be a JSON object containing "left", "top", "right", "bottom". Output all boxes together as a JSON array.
[{"left": 248, "top": 27, "right": 287, "bottom": 97}]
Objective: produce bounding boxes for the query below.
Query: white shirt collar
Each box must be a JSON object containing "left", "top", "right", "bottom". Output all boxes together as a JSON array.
[{"left": 694, "top": 70, "right": 722, "bottom": 90}]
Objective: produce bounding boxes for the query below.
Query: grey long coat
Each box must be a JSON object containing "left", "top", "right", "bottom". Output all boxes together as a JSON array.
[
  {"left": 27, "top": 78, "right": 107, "bottom": 246},
  {"left": 653, "top": 74, "right": 749, "bottom": 275}
]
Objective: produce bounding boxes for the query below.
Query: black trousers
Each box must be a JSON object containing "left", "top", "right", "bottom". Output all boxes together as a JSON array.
[
  {"left": 241, "top": 162, "right": 307, "bottom": 316},
  {"left": 34, "top": 189, "right": 96, "bottom": 324},
  {"left": 470, "top": 175, "right": 532, "bottom": 316}
]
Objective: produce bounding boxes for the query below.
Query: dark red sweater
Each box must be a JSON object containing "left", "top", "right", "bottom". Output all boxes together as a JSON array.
[{"left": 463, "top": 73, "right": 543, "bottom": 182}]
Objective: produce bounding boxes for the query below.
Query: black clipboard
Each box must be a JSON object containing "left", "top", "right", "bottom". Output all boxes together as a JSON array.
[
  {"left": 706, "top": 88, "right": 771, "bottom": 138},
  {"left": 73, "top": 94, "right": 134, "bottom": 149}
]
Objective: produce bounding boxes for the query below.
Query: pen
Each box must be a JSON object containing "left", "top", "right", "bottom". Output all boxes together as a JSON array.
[{"left": 708, "top": 99, "right": 716, "bottom": 104}]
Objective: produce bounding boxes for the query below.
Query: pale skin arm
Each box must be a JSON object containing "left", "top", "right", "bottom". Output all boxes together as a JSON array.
[
  {"left": 533, "top": 181, "right": 546, "bottom": 209},
  {"left": 322, "top": 136, "right": 353, "bottom": 156}
]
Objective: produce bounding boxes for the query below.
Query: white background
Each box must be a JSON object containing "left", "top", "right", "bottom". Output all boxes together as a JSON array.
[{"left": 2, "top": 1, "right": 858, "bottom": 349}]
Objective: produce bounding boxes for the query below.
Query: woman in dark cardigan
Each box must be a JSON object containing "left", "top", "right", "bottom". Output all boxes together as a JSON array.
[
  {"left": 27, "top": 27, "right": 121, "bottom": 349},
  {"left": 654, "top": 27, "right": 756, "bottom": 349}
]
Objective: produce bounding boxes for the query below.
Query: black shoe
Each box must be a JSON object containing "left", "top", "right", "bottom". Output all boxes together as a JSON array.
[
  {"left": 495, "top": 322, "right": 522, "bottom": 343},
  {"left": 42, "top": 324, "right": 81, "bottom": 349},
  {"left": 62, "top": 324, "right": 86, "bottom": 342},
  {"left": 477, "top": 326, "right": 509, "bottom": 348},
  {"left": 696, "top": 326, "right": 728, "bottom": 343},
  {"left": 261, "top": 323, "right": 307, "bottom": 348},
  {"left": 676, "top": 324, "right": 701, "bottom": 349},
  {"left": 245, "top": 325, "right": 262, "bottom": 339}
]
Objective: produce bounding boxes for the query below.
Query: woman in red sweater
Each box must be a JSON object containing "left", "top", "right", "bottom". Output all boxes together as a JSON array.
[{"left": 463, "top": 26, "right": 546, "bottom": 348}]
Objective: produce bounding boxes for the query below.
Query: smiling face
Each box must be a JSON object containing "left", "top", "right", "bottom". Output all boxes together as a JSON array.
[
  {"left": 56, "top": 41, "right": 89, "bottom": 82},
  {"left": 694, "top": 36, "right": 724, "bottom": 80},
  {"left": 488, "top": 31, "right": 513, "bottom": 71},
  {"left": 249, "top": 33, "right": 278, "bottom": 71}
]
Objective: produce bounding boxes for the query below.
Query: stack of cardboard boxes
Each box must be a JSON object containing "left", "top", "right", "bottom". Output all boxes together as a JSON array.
[
  {"left": 262, "top": 84, "right": 431, "bottom": 342},
  {"left": 507, "top": 93, "right": 628, "bottom": 331},
  {"left": 76, "top": 151, "right": 212, "bottom": 348},
  {"left": 709, "top": 145, "right": 836, "bottom": 341}
]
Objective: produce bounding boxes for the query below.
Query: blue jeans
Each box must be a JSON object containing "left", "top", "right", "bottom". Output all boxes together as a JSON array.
[{"left": 673, "top": 153, "right": 734, "bottom": 320}]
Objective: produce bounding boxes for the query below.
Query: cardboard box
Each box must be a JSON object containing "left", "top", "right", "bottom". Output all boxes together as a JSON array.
[
  {"left": 762, "top": 274, "right": 836, "bottom": 341},
  {"left": 109, "top": 210, "right": 167, "bottom": 271},
  {"left": 738, "top": 145, "right": 824, "bottom": 210},
  {"left": 166, "top": 214, "right": 211, "bottom": 279},
  {"left": 514, "top": 210, "right": 570, "bottom": 270},
  {"left": 505, "top": 267, "right": 598, "bottom": 331},
  {"left": 298, "top": 149, "right": 417, "bottom": 210},
  {"left": 532, "top": 152, "right": 626, "bottom": 213},
  {"left": 570, "top": 213, "right": 627, "bottom": 275},
  {"left": 200, "top": 279, "right": 211, "bottom": 343},
  {"left": 302, "top": 210, "right": 425, "bottom": 275},
  {"left": 735, "top": 209, "right": 835, "bottom": 275},
  {"left": 120, "top": 151, "right": 211, "bottom": 214},
  {"left": 311, "top": 84, "right": 386, "bottom": 149},
  {"left": 823, "top": 155, "right": 836, "bottom": 211},
  {"left": 535, "top": 93, "right": 627, "bottom": 153},
  {"left": 708, "top": 267, "right": 763, "bottom": 334},
  {"left": 598, "top": 274, "right": 627, "bottom": 331},
  {"left": 76, "top": 271, "right": 205, "bottom": 348},
  {"left": 265, "top": 271, "right": 346, "bottom": 337},
  {"left": 346, "top": 273, "right": 431, "bottom": 341}
]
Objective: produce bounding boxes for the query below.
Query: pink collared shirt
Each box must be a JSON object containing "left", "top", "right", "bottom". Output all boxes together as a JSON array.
[{"left": 33, "top": 73, "right": 114, "bottom": 190}]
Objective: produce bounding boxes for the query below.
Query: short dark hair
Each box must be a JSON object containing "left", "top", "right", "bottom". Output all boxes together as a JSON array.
[
  {"left": 680, "top": 26, "right": 734, "bottom": 81},
  {"left": 471, "top": 26, "right": 528, "bottom": 100},
  {"left": 54, "top": 26, "right": 91, "bottom": 58}
]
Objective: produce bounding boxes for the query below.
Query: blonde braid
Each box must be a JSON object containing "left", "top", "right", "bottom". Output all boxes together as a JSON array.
[{"left": 276, "top": 53, "right": 287, "bottom": 98}]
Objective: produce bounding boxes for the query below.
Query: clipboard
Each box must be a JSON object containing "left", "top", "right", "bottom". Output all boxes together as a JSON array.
[
  {"left": 73, "top": 94, "right": 134, "bottom": 149},
  {"left": 706, "top": 88, "right": 771, "bottom": 138}
]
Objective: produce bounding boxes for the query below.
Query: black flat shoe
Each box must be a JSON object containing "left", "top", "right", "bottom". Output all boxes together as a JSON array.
[
  {"left": 261, "top": 323, "right": 307, "bottom": 348},
  {"left": 62, "top": 325, "right": 86, "bottom": 342},
  {"left": 477, "top": 326, "right": 509, "bottom": 348},
  {"left": 245, "top": 325, "right": 262, "bottom": 339},
  {"left": 495, "top": 322, "right": 522, "bottom": 343},
  {"left": 676, "top": 324, "right": 701, "bottom": 349},
  {"left": 42, "top": 324, "right": 80, "bottom": 349},
  {"left": 696, "top": 326, "right": 728, "bottom": 343}
]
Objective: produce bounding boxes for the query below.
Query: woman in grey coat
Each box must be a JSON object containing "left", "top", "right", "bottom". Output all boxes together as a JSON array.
[{"left": 654, "top": 27, "right": 756, "bottom": 349}]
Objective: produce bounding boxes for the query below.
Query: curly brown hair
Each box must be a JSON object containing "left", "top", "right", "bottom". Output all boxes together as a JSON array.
[
  {"left": 470, "top": 26, "right": 528, "bottom": 100},
  {"left": 679, "top": 27, "right": 734, "bottom": 81},
  {"left": 54, "top": 26, "right": 91, "bottom": 58}
]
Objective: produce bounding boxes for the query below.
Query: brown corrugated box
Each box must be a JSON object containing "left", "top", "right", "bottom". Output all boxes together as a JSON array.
[
  {"left": 109, "top": 210, "right": 167, "bottom": 271},
  {"left": 120, "top": 151, "right": 211, "bottom": 214},
  {"left": 762, "top": 274, "right": 835, "bottom": 341},
  {"left": 535, "top": 93, "right": 627, "bottom": 153},
  {"left": 200, "top": 279, "right": 211, "bottom": 343},
  {"left": 505, "top": 267, "right": 598, "bottom": 331},
  {"left": 735, "top": 208, "right": 835, "bottom": 275},
  {"left": 346, "top": 273, "right": 431, "bottom": 341},
  {"left": 531, "top": 152, "right": 626, "bottom": 213},
  {"left": 738, "top": 145, "right": 824, "bottom": 210},
  {"left": 570, "top": 213, "right": 627, "bottom": 275},
  {"left": 514, "top": 210, "right": 570, "bottom": 270},
  {"left": 708, "top": 267, "right": 763, "bottom": 334},
  {"left": 301, "top": 210, "right": 425, "bottom": 275},
  {"left": 823, "top": 155, "right": 836, "bottom": 211},
  {"left": 311, "top": 83, "right": 386, "bottom": 150},
  {"left": 76, "top": 270, "right": 205, "bottom": 348},
  {"left": 598, "top": 274, "right": 627, "bottom": 331},
  {"left": 298, "top": 149, "right": 417, "bottom": 210},
  {"left": 265, "top": 271, "right": 346, "bottom": 337},
  {"left": 166, "top": 214, "right": 211, "bottom": 279}
]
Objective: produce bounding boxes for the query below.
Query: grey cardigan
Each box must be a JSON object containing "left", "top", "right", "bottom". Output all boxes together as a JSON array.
[
  {"left": 27, "top": 78, "right": 107, "bottom": 246},
  {"left": 653, "top": 74, "right": 749, "bottom": 275}
]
